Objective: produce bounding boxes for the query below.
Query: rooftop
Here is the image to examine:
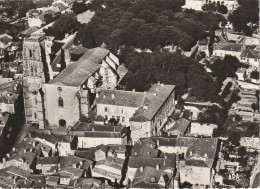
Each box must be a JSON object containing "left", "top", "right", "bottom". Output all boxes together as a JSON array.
[{"left": 49, "top": 47, "right": 110, "bottom": 86}]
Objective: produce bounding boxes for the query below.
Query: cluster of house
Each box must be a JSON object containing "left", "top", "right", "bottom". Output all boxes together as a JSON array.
[
  {"left": 213, "top": 31, "right": 259, "bottom": 68},
  {"left": 26, "top": 0, "right": 78, "bottom": 28},
  {"left": 0, "top": 130, "right": 220, "bottom": 188},
  {"left": 182, "top": 0, "right": 238, "bottom": 11}
]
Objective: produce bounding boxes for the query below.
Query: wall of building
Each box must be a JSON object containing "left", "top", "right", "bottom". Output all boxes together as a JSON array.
[
  {"left": 180, "top": 165, "right": 211, "bottom": 186},
  {"left": 182, "top": 0, "right": 206, "bottom": 10},
  {"left": 130, "top": 121, "right": 151, "bottom": 144},
  {"left": 239, "top": 57, "right": 259, "bottom": 67},
  {"left": 213, "top": 50, "right": 241, "bottom": 59},
  {"left": 96, "top": 104, "right": 138, "bottom": 126},
  {"left": 77, "top": 136, "right": 126, "bottom": 148},
  {"left": 43, "top": 84, "right": 81, "bottom": 128},
  {"left": 28, "top": 18, "right": 43, "bottom": 28}
]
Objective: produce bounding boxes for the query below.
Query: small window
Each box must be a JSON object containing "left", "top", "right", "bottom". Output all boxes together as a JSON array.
[
  {"left": 31, "top": 66, "right": 33, "bottom": 76},
  {"left": 105, "top": 115, "right": 108, "bottom": 120},
  {"left": 34, "top": 113, "right": 37, "bottom": 119},
  {"left": 104, "top": 107, "right": 108, "bottom": 112},
  {"left": 35, "top": 99, "right": 37, "bottom": 105},
  {"left": 112, "top": 116, "right": 115, "bottom": 119},
  {"left": 34, "top": 66, "right": 37, "bottom": 76},
  {"left": 121, "top": 108, "right": 124, "bottom": 113},
  {"left": 58, "top": 97, "right": 64, "bottom": 107},
  {"left": 57, "top": 87, "right": 62, "bottom": 92},
  {"left": 122, "top": 117, "right": 125, "bottom": 123},
  {"left": 116, "top": 116, "right": 120, "bottom": 121},
  {"left": 29, "top": 49, "right": 33, "bottom": 58}
]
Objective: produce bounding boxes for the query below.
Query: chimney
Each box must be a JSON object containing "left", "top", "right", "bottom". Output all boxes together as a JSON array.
[
  {"left": 134, "top": 152, "right": 137, "bottom": 156},
  {"left": 204, "top": 153, "right": 208, "bottom": 158},
  {"left": 156, "top": 164, "right": 160, "bottom": 170},
  {"left": 6, "top": 153, "right": 10, "bottom": 159},
  {"left": 96, "top": 92, "right": 99, "bottom": 98},
  {"left": 105, "top": 180, "right": 108, "bottom": 185},
  {"left": 72, "top": 163, "right": 77, "bottom": 168},
  {"left": 32, "top": 141, "right": 35, "bottom": 148},
  {"left": 157, "top": 140, "right": 160, "bottom": 147},
  {"left": 190, "top": 151, "right": 192, "bottom": 156},
  {"left": 140, "top": 166, "right": 144, "bottom": 172},
  {"left": 80, "top": 161, "right": 83, "bottom": 167},
  {"left": 132, "top": 89, "right": 135, "bottom": 92},
  {"left": 23, "top": 149, "right": 26, "bottom": 153},
  {"left": 2, "top": 158, "right": 6, "bottom": 168},
  {"left": 163, "top": 160, "right": 166, "bottom": 166},
  {"left": 112, "top": 93, "right": 115, "bottom": 99},
  {"left": 12, "top": 147, "right": 15, "bottom": 152}
]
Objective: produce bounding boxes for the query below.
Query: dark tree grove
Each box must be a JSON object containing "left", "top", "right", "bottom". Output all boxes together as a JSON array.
[
  {"left": 75, "top": 0, "right": 225, "bottom": 51},
  {"left": 228, "top": 0, "right": 258, "bottom": 36}
]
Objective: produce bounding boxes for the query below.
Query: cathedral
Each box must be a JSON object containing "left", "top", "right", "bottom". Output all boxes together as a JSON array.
[{"left": 23, "top": 33, "right": 127, "bottom": 129}]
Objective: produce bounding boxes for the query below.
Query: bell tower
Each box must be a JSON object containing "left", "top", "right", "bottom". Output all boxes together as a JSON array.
[{"left": 23, "top": 34, "right": 46, "bottom": 128}]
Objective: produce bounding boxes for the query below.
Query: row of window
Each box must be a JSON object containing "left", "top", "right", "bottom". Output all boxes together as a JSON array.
[{"left": 104, "top": 107, "right": 124, "bottom": 113}]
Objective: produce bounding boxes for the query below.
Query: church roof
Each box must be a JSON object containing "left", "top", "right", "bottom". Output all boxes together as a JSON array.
[{"left": 49, "top": 47, "right": 109, "bottom": 86}]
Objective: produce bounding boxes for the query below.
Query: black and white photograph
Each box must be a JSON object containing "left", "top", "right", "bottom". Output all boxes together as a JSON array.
[{"left": 0, "top": 0, "right": 259, "bottom": 188}]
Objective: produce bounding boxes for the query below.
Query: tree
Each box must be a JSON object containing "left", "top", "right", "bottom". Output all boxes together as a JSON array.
[
  {"left": 238, "top": 147, "right": 246, "bottom": 157},
  {"left": 251, "top": 103, "right": 258, "bottom": 112},
  {"left": 250, "top": 71, "right": 259, "bottom": 80},
  {"left": 44, "top": 14, "right": 81, "bottom": 40},
  {"left": 72, "top": 1, "right": 88, "bottom": 15},
  {"left": 228, "top": 131, "right": 241, "bottom": 146},
  {"left": 18, "top": 0, "right": 36, "bottom": 18}
]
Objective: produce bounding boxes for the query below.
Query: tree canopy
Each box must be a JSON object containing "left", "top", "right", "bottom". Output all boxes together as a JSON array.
[
  {"left": 202, "top": 2, "right": 228, "bottom": 14},
  {"left": 18, "top": 0, "right": 36, "bottom": 18},
  {"left": 72, "top": 1, "right": 88, "bottom": 15},
  {"left": 43, "top": 14, "right": 81, "bottom": 40},
  {"left": 118, "top": 47, "right": 221, "bottom": 102},
  {"left": 209, "top": 55, "right": 240, "bottom": 82},
  {"left": 75, "top": 0, "right": 225, "bottom": 51},
  {"left": 228, "top": 0, "right": 258, "bottom": 36}
]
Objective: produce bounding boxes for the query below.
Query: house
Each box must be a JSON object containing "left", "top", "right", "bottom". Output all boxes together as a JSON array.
[
  {"left": 32, "top": 133, "right": 74, "bottom": 156},
  {"left": 182, "top": 0, "right": 237, "bottom": 11},
  {"left": 69, "top": 122, "right": 128, "bottom": 149},
  {"left": 75, "top": 144, "right": 109, "bottom": 162},
  {"left": 147, "top": 136, "right": 219, "bottom": 187},
  {"left": 96, "top": 84, "right": 176, "bottom": 143},
  {"left": 46, "top": 175, "right": 59, "bottom": 187},
  {"left": 92, "top": 156, "right": 125, "bottom": 184},
  {"left": 130, "top": 166, "right": 174, "bottom": 188},
  {"left": 76, "top": 178, "right": 103, "bottom": 188},
  {"left": 240, "top": 137, "right": 260, "bottom": 150},
  {"left": 167, "top": 118, "right": 190, "bottom": 136},
  {"left": 182, "top": 0, "right": 206, "bottom": 11},
  {"left": 36, "top": 156, "right": 59, "bottom": 174},
  {"left": 0, "top": 148, "right": 37, "bottom": 171},
  {"left": 213, "top": 43, "right": 245, "bottom": 59},
  {"left": 239, "top": 49, "right": 259, "bottom": 67},
  {"left": 124, "top": 141, "right": 175, "bottom": 186},
  {"left": 197, "top": 37, "right": 210, "bottom": 57}
]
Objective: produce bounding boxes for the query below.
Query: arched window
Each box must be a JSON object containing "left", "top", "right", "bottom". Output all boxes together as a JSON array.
[
  {"left": 58, "top": 97, "right": 64, "bottom": 107},
  {"left": 59, "top": 119, "right": 66, "bottom": 127}
]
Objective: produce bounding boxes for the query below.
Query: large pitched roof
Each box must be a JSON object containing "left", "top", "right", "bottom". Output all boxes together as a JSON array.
[
  {"left": 96, "top": 90, "right": 146, "bottom": 107},
  {"left": 215, "top": 43, "right": 244, "bottom": 52},
  {"left": 240, "top": 49, "right": 259, "bottom": 59},
  {"left": 131, "top": 84, "right": 175, "bottom": 121},
  {"left": 169, "top": 118, "right": 190, "bottom": 134},
  {"left": 49, "top": 47, "right": 109, "bottom": 86}
]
